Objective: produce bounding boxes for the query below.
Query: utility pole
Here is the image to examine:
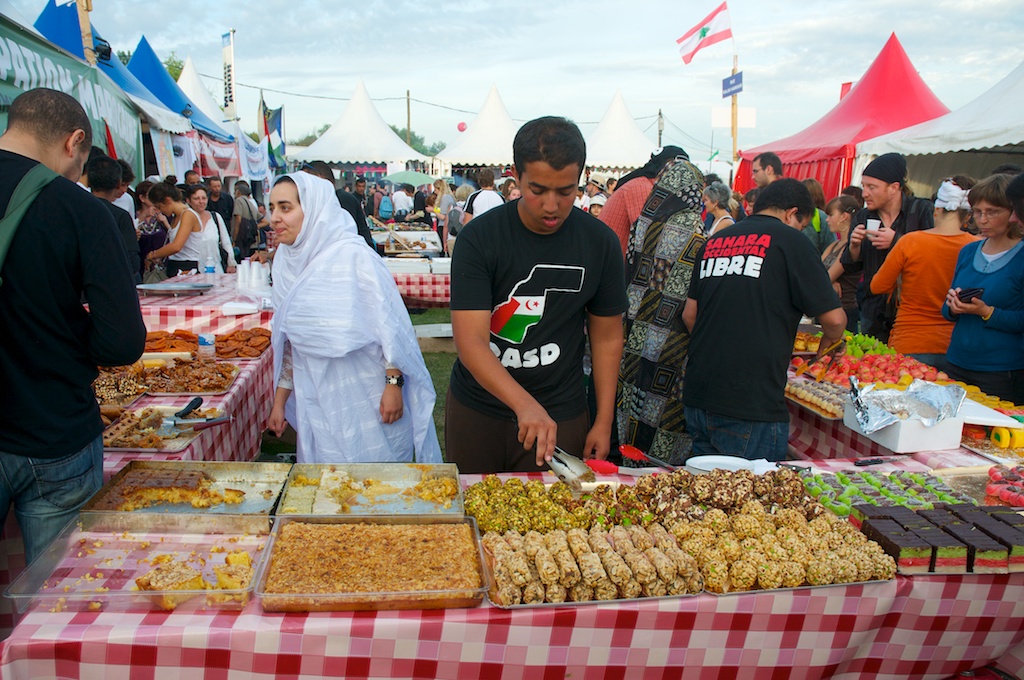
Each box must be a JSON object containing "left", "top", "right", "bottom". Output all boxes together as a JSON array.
[
  {"left": 76, "top": 0, "right": 95, "bottom": 65},
  {"left": 406, "top": 90, "right": 411, "bottom": 146},
  {"left": 657, "top": 109, "right": 664, "bottom": 147}
]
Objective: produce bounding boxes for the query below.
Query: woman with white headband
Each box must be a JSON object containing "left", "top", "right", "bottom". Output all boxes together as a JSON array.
[
  {"left": 266, "top": 172, "right": 442, "bottom": 464},
  {"left": 869, "top": 176, "right": 979, "bottom": 366}
]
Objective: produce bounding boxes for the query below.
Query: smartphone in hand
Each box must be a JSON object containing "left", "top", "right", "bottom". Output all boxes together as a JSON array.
[{"left": 958, "top": 287, "right": 985, "bottom": 303}]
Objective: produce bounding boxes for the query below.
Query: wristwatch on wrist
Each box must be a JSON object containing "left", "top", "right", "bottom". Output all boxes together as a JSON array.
[{"left": 385, "top": 374, "right": 405, "bottom": 387}]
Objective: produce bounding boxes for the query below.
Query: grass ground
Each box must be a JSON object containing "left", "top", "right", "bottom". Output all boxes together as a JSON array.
[{"left": 258, "top": 308, "right": 455, "bottom": 460}]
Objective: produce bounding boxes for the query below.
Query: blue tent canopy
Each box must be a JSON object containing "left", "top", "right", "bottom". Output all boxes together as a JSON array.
[
  {"left": 127, "top": 37, "right": 233, "bottom": 142},
  {"left": 33, "top": 0, "right": 192, "bottom": 134}
]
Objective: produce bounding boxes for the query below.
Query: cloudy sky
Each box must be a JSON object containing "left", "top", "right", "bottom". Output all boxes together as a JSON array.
[{"left": 6, "top": 0, "right": 1024, "bottom": 166}]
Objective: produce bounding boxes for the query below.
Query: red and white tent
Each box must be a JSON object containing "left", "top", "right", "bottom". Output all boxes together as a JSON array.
[{"left": 734, "top": 34, "right": 949, "bottom": 199}]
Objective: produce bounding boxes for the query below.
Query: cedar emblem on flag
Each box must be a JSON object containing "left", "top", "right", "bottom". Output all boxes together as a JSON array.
[{"left": 677, "top": 2, "right": 733, "bottom": 65}]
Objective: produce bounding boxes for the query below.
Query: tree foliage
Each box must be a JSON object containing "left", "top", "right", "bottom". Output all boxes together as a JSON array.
[
  {"left": 116, "top": 49, "right": 131, "bottom": 66},
  {"left": 390, "top": 125, "right": 446, "bottom": 156},
  {"left": 289, "top": 124, "right": 331, "bottom": 147},
  {"left": 163, "top": 51, "right": 184, "bottom": 81}
]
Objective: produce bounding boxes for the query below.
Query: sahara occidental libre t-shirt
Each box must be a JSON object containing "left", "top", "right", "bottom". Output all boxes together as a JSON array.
[
  {"left": 683, "top": 214, "right": 840, "bottom": 422},
  {"left": 449, "top": 201, "right": 627, "bottom": 420}
]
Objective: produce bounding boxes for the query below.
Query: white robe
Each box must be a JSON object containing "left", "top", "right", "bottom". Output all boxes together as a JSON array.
[{"left": 270, "top": 172, "right": 441, "bottom": 464}]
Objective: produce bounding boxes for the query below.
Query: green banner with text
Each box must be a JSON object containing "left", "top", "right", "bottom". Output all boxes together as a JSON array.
[{"left": 0, "top": 16, "right": 143, "bottom": 178}]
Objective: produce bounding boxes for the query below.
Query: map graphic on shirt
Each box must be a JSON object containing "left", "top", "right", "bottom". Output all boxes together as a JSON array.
[{"left": 490, "top": 264, "right": 585, "bottom": 343}]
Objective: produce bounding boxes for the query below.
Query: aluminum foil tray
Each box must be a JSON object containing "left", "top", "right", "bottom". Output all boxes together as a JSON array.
[
  {"left": 3, "top": 512, "right": 267, "bottom": 614},
  {"left": 277, "top": 463, "right": 463, "bottom": 516},
  {"left": 82, "top": 460, "right": 291, "bottom": 527},
  {"left": 255, "top": 515, "right": 487, "bottom": 612}
]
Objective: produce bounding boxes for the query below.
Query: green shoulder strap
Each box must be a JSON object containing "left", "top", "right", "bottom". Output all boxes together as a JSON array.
[{"left": 0, "top": 163, "right": 60, "bottom": 286}]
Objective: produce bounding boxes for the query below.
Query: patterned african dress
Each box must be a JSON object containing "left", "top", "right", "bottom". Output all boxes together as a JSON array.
[{"left": 616, "top": 157, "right": 706, "bottom": 466}]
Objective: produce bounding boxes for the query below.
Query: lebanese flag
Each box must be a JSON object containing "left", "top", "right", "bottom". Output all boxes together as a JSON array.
[
  {"left": 677, "top": 2, "right": 732, "bottom": 65},
  {"left": 490, "top": 296, "right": 545, "bottom": 343}
]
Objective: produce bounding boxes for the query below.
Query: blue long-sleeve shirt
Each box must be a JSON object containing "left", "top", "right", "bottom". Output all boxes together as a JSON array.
[{"left": 941, "top": 240, "right": 1024, "bottom": 372}]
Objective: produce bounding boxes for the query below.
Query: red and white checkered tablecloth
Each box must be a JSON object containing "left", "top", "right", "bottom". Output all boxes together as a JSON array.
[
  {"left": 1, "top": 472, "right": 1023, "bottom": 679},
  {"left": 392, "top": 272, "right": 450, "bottom": 308},
  {"left": 139, "top": 273, "right": 274, "bottom": 334},
  {"left": 0, "top": 350, "right": 275, "bottom": 640}
]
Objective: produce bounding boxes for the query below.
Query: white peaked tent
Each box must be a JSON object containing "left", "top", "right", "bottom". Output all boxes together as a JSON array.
[
  {"left": 177, "top": 57, "right": 229, "bottom": 128},
  {"left": 585, "top": 91, "right": 656, "bottom": 171},
  {"left": 437, "top": 85, "right": 520, "bottom": 166},
  {"left": 177, "top": 58, "right": 271, "bottom": 184},
  {"left": 854, "top": 60, "right": 1024, "bottom": 193},
  {"left": 294, "top": 80, "right": 426, "bottom": 164}
]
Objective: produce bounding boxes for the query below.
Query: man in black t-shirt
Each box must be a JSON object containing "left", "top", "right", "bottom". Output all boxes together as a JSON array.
[
  {"left": 447, "top": 117, "right": 627, "bottom": 473},
  {"left": 682, "top": 179, "right": 845, "bottom": 461},
  {"left": 88, "top": 155, "right": 141, "bottom": 283},
  {"left": 206, "top": 176, "right": 234, "bottom": 229},
  {"left": 0, "top": 89, "right": 145, "bottom": 562}
]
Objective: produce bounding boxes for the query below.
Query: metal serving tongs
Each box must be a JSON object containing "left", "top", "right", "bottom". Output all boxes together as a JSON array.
[
  {"left": 794, "top": 336, "right": 846, "bottom": 381},
  {"left": 548, "top": 446, "right": 596, "bottom": 494}
]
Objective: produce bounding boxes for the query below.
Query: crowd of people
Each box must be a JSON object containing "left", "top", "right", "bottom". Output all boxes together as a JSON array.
[{"left": 4, "top": 86, "right": 1024, "bottom": 561}]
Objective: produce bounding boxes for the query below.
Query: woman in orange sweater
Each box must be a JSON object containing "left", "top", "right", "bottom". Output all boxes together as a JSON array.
[{"left": 870, "top": 177, "right": 979, "bottom": 365}]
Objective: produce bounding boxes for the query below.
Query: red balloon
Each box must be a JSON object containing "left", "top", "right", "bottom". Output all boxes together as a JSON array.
[{"left": 457, "top": 122, "right": 467, "bottom": 132}]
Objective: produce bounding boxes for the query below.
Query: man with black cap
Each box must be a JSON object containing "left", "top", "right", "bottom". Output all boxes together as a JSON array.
[{"left": 841, "top": 152, "right": 933, "bottom": 342}]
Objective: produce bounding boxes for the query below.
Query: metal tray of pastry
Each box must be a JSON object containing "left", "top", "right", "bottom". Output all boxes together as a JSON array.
[
  {"left": 277, "top": 463, "right": 463, "bottom": 516},
  {"left": 960, "top": 439, "right": 1024, "bottom": 467},
  {"left": 255, "top": 515, "right": 488, "bottom": 612},
  {"left": 480, "top": 547, "right": 701, "bottom": 609},
  {"left": 784, "top": 393, "right": 844, "bottom": 421},
  {"left": 82, "top": 460, "right": 291, "bottom": 525},
  {"left": 102, "top": 405, "right": 225, "bottom": 453},
  {"left": 3, "top": 512, "right": 267, "bottom": 614},
  {"left": 145, "top": 362, "right": 241, "bottom": 396}
]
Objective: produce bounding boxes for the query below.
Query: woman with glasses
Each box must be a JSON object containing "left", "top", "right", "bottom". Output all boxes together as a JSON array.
[
  {"left": 942, "top": 173, "right": 1024, "bottom": 403},
  {"left": 868, "top": 177, "right": 978, "bottom": 364}
]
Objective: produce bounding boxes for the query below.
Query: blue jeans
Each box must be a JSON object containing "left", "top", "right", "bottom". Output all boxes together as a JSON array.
[
  {"left": 0, "top": 436, "right": 103, "bottom": 564},
  {"left": 684, "top": 407, "right": 789, "bottom": 462}
]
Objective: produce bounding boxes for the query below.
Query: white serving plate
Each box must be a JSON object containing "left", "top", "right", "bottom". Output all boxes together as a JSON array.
[{"left": 685, "top": 455, "right": 754, "bottom": 473}]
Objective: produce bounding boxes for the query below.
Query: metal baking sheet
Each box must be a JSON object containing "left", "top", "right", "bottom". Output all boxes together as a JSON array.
[
  {"left": 145, "top": 362, "right": 240, "bottom": 396},
  {"left": 480, "top": 548, "right": 699, "bottom": 609},
  {"left": 102, "top": 405, "right": 225, "bottom": 453},
  {"left": 3, "top": 512, "right": 267, "bottom": 614},
  {"left": 960, "top": 439, "right": 1024, "bottom": 467},
  {"left": 82, "top": 460, "right": 291, "bottom": 522},
  {"left": 255, "top": 515, "right": 488, "bottom": 612},
  {"left": 137, "top": 282, "right": 214, "bottom": 296},
  {"left": 277, "top": 463, "right": 463, "bottom": 516},
  {"left": 785, "top": 394, "right": 843, "bottom": 421},
  {"left": 707, "top": 578, "right": 892, "bottom": 596}
]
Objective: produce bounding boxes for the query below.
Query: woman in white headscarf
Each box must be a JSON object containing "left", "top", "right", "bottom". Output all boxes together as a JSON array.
[
  {"left": 870, "top": 176, "right": 979, "bottom": 365},
  {"left": 266, "top": 172, "right": 442, "bottom": 463}
]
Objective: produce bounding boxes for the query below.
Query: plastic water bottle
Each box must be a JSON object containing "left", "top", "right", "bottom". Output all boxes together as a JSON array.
[
  {"left": 198, "top": 333, "right": 215, "bottom": 360},
  {"left": 204, "top": 256, "right": 216, "bottom": 283}
]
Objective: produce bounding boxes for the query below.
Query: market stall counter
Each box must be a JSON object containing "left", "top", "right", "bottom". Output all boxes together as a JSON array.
[
  {"left": 391, "top": 272, "right": 450, "bottom": 308},
  {"left": 137, "top": 273, "right": 274, "bottom": 333},
  {"left": 0, "top": 350, "right": 275, "bottom": 639},
  {"left": 2, "top": 470, "right": 1024, "bottom": 679}
]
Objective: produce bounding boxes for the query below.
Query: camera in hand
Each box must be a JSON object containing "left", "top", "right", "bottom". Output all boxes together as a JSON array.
[{"left": 957, "top": 287, "right": 984, "bottom": 303}]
